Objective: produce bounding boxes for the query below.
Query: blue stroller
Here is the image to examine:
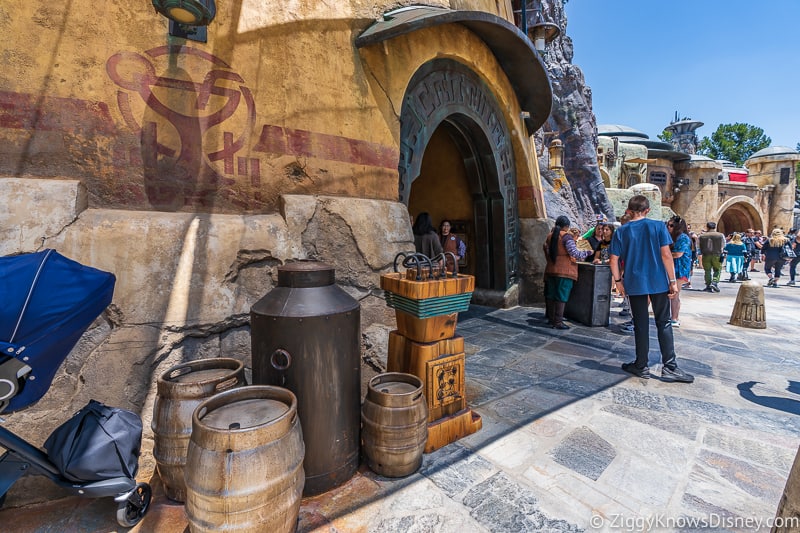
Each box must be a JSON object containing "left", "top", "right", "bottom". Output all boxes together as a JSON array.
[{"left": 0, "top": 250, "right": 151, "bottom": 527}]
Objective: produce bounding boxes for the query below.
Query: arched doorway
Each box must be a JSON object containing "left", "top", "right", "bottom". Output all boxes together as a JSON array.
[
  {"left": 716, "top": 197, "right": 764, "bottom": 234},
  {"left": 400, "top": 59, "right": 518, "bottom": 294}
]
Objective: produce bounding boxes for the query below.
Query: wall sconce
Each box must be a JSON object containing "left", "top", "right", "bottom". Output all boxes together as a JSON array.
[
  {"left": 673, "top": 177, "right": 689, "bottom": 194},
  {"left": 527, "top": 4, "right": 560, "bottom": 52},
  {"left": 153, "top": 0, "right": 216, "bottom": 42},
  {"left": 548, "top": 139, "right": 563, "bottom": 170}
]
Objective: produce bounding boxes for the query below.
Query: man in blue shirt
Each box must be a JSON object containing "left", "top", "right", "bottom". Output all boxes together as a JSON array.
[{"left": 609, "top": 195, "right": 694, "bottom": 383}]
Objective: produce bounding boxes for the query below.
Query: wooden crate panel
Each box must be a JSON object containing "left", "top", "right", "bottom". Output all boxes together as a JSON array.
[{"left": 424, "top": 408, "right": 482, "bottom": 453}]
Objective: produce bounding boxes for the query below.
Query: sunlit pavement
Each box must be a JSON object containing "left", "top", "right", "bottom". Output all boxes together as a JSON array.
[{"left": 3, "top": 267, "right": 799, "bottom": 532}]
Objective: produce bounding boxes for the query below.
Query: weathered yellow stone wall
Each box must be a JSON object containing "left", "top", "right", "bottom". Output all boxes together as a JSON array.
[
  {"left": 744, "top": 155, "right": 800, "bottom": 231},
  {"left": 0, "top": 4, "right": 548, "bottom": 504},
  {"left": 672, "top": 160, "right": 722, "bottom": 228},
  {"left": 2, "top": 1, "right": 538, "bottom": 215}
]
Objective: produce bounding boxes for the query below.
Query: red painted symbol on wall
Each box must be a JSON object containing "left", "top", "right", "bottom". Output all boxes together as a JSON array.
[{"left": 106, "top": 45, "right": 257, "bottom": 209}]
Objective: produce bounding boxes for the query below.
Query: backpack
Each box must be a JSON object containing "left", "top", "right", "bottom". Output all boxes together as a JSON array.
[
  {"left": 781, "top": 243, "right": 797, "bottom": 260},
  {"left": 44, "top": 399, "right": 142, "bottom": 482}
]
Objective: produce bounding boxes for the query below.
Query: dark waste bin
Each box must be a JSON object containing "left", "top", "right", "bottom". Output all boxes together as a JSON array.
[
  {"left": 564, "top": 262, "right": 612, "bottom": 327},
  {"left": 250, "top": 261, "right": 360, "bottom": 496}
]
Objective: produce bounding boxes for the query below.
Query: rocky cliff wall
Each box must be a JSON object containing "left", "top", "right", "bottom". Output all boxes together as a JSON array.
[{"left": 535, "top": 0, "right": 614, "bottom": 227}]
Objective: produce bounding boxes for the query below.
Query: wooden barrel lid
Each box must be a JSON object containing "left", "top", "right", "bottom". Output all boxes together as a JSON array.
[{"left": 200, "top": 398, "right": 289, "bottom": 430}]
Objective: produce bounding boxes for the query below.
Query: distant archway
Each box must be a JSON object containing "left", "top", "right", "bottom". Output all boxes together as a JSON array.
[{"left": 715, "top": 196, "right": 765, "bottom": 234}]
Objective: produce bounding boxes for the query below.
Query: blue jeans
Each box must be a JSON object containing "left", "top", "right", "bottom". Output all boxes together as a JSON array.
[{"left": 629, "top": 292, "right": 677, "bottom": 370}]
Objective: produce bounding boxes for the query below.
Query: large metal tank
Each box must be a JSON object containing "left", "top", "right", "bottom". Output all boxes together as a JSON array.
[{"left": 251, "top": 261, "right": 360, "bottom": 496}]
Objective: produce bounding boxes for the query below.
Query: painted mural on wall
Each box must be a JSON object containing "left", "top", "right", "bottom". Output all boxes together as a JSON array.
[
  {"left": 107, "top": 46, "right": 257, "bottom": 210},
  {"left": 0, "top": 44, "right": 398, "bottom": 214}
]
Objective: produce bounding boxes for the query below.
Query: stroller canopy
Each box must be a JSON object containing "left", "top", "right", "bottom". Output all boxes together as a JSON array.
[{"left": 1, "top": 250, "right": 115, "bottom": 412}]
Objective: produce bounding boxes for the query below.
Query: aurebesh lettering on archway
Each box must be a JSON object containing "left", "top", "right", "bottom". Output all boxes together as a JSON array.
[{"left": 399, "top": 58, "right": 518, "bottom": 290}]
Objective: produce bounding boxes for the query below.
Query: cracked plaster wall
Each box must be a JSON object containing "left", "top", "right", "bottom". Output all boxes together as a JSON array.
[{"left": 0, "top": 179, "right": 412, "bottom": 506}]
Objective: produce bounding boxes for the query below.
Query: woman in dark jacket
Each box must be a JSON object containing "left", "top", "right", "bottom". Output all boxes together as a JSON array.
[
  {"left": 763, "top": 228, "right": 789, "bottom": 287},
  {"left": 543, "top": 215, "right": 593, "bottom": 329},
  {"left": 412, "top": 212, "right": 443, "bottom": 260}
]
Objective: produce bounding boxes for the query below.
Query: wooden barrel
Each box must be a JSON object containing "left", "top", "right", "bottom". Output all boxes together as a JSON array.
[
  {"left": 361, "top": 373, "right": 428, "bottom": 477},
  {"left": 152, "top": 358, "right": 245, "bottom": 502},
  {"left": 185, "top": 385, "right": 305, "bottom": 533}
]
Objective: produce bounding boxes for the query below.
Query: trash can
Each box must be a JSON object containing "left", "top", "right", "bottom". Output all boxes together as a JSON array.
[
  {"left": 250, "top": 261, "right": 360, "bottom": 496},
  {"left": 564, "top": 262, "right": 612, "bottom": 327}
]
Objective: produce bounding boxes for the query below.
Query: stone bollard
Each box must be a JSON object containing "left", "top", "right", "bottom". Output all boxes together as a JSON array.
[{"left": 729, "top": 280, "right": 766, "bottom": 329}]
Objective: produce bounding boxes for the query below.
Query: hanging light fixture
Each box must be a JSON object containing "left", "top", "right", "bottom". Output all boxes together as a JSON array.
[
  {"left": 152, "top": 0, "right": 216, "bottom": 27},
  {"left": 527, "top": 4, "right": 560, "bottom": 52}
]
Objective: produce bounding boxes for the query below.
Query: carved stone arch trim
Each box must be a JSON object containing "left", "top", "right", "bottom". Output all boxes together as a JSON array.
[
  {"left": 399, "top": 58, "right": 518, "bottom": 289},
  {"left": 714, "top": 195, "right": 765, "bottom": 231}
]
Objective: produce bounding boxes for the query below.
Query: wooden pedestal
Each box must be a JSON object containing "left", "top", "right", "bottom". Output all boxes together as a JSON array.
[
  {"left": 387, "top": 330, "right": 480, "bottom": 450},
  {"left": 425, "top": 408, "right": 482, "bottom": 453},
  {"left": 394, "top": 311, "right": 458, "bottom": 343},
  {"left": 381, "top": 271, "right": 479, "bottom": 453},
  {"left": 387, "top": 332, "right": 464, "bottom": 377}
]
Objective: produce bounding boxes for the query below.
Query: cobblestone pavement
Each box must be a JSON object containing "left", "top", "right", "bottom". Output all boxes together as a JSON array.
[{"left": 3, "top": 268, "right": 799, "bottom": 532}]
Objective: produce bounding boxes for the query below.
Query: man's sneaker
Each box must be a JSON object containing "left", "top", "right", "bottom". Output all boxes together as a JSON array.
[
  {"left": 670, "top": 319, "right": 680, "bottom": 328},
  {"left": 619, "top": 309, "right": 631, "bottom": 317},
  {"left": 622, "top": 362, "right": 650, "bottom": 378},
  {"left": 711, "top": 284, "right": 720, "bottom": 293},
  {"left": 681, "top": 282, "right": 692, "bottom": 289},
  {"left": 661, "top": 366, "right": 694, "bottom": 383},
  {"left": 786, "top": 281, "right": 796, "bottom": 286},
  {"left": 702, "top": 286, "right": 714, "bottom": 292}
]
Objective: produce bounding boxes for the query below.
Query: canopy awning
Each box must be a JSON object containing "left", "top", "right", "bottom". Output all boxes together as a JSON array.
[
  {"left": 356, "top": 6, "right": 553, "bottom": 134},
  {"left": 625, "top": 157, "right": 656, "bottom": 164}
]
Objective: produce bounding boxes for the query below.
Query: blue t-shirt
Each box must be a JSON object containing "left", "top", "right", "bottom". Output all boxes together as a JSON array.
[
  {"left": 673, "top": 233, "right": 692, "bottom": 279},
  {"left": 609, "top": 218, "right": 673, "bottom": 296}
]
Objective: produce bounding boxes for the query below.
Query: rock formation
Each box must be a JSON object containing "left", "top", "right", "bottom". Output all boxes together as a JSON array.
[{"left": 535, "top": 0, "right": 614, "bottom": 227}]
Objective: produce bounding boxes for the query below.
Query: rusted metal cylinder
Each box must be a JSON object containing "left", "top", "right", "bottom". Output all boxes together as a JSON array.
[
  {"left": 361, "top": 372, "right": 428, "bottom": 478},
  {"left": 184, "top": 386, "right": 304, "bottom": 533},
  {"left": 152, "top": 358, "right": 245, "bottom": 502},
  {"left": 251, "top": 261, "right": 360, "bottom": 496}
]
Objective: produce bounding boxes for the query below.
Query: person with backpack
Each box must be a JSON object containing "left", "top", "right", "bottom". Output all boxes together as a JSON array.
[{"left": 697, "top": 222, "right": 725, "bottom": 292}]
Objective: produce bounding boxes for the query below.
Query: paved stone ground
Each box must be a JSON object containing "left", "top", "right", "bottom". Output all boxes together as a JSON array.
[{"left": 2, "top": 267, "right": 799, "bottom": 532}]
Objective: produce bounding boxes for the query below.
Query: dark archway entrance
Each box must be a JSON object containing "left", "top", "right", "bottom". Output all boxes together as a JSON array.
[
  {"left": 717, "top": 200, "right": 764, "bottom": 235},
  {"left": 400, "top": 59, "right": 518, "bottom": 294}
]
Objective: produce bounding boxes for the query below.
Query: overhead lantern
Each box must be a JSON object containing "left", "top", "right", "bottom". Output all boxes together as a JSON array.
[
  {"left": 152, "top": 0, "right": 216, "bottom": 27},
  {"left": 528, "top": 7, "right": 560, "bottom": 52}
]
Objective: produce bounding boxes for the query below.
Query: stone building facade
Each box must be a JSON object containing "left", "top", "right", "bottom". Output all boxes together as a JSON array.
[
  {"left": 0, "top": 1, "right": 559, "bottom": 502},
  {"left": 596, "top": 125, "right": 799, "bottom": 233}
]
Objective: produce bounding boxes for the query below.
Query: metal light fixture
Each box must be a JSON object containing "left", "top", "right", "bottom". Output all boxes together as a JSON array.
[
  {"left": 153, "top": 0, "right": 216, "bottom": 42},
  {"left": 528, "top": 5, "right": 560, "bottom": 52},
  {"left": 153, "top": 0, "right": 216, "bottom": 25}
]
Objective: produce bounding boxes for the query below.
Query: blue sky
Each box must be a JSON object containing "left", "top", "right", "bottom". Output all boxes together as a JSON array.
[{"left": 565, "top": 0, "right": 799, "bottom": 149}]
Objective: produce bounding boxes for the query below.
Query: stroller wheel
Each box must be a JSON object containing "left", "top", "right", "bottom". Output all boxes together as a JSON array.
[{"left": 116, "top": 482, "right": 151, "bottom": 528}]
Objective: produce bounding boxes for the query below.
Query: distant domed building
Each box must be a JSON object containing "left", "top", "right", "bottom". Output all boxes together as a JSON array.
[{"left": 596, "top": 123, "right": 799, "bottom": 233}]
